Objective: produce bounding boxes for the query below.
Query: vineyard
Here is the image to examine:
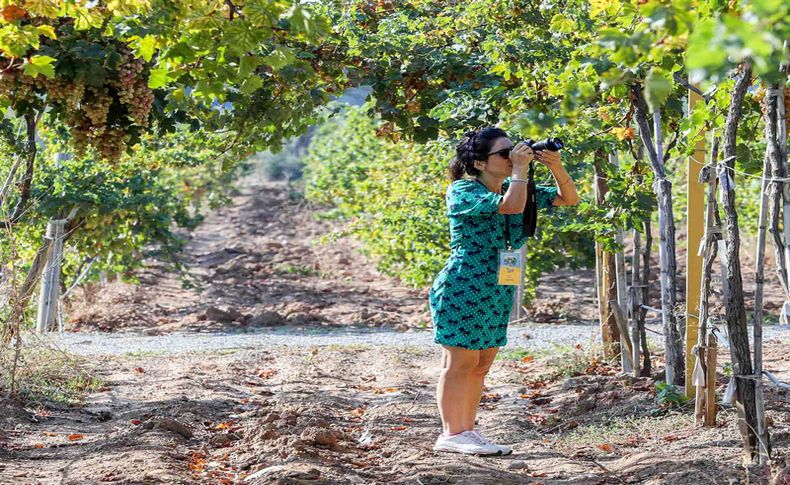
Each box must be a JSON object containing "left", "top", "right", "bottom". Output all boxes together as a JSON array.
[{"left": 1, "top": 0, "right": 790, "bottom": 484}]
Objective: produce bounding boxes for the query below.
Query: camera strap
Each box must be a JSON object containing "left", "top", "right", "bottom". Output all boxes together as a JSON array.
[{"left": 522, "top": 161, "right": 538, "bottom": 238}]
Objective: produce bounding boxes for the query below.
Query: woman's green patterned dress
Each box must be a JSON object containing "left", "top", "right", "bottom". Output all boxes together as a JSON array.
[{"left": 429, "top": 178, "right": 558, "bottom": 350}]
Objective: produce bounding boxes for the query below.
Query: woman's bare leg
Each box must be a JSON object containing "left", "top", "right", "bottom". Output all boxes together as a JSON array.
[
  {"left": 463, "top": 346, "right": 500, "bottom": 430},
  {"left": 436, "top": 345, "right": 480, "bottom": 435}
]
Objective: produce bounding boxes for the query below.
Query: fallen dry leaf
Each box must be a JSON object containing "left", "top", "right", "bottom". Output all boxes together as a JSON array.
[
  {"left": 520, "top": 390, "right": 546, "bottom": 399},
  {"left": 597, "top": 443, "right": 614, "bottom": 452},
  {"left": 350, "top": 406, "right": 366, "bottom": 418},
  {"left": 481, "top": 393, "right": 501, "bottom": 402},
  {"left": 33, "top": 407, "right": 51, "bottom": 418},
  {"left": 34, "top": 443, "right": 45, "bottom": 449},
  {"left": 257, "top": 368, "right": 278, "bottom": 379},
  {"left": 214, "top": 420, "right": 237, "bottom": 430},
  {"left": 188, "top": 452, "right": 207, "bottom": 472},
  {"left": 372, "top": 387, "right": 399, "bottom": 394},
  {"left": 67, "top": 434, "right": 85, "bottom": 441},
  {"left": 131, "top": 419, "right": 142, "bottom": 425},
  {"left": 527, "top": 414, "right": 548, "bottom": 425},
  {"left": 134, "top": 367, "right": 145, "bottom": 374}
]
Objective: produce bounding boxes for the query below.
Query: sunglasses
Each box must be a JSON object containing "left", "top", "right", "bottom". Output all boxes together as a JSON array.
[{"left": 487, "top": 146, "right": 514, "bottom": 158}]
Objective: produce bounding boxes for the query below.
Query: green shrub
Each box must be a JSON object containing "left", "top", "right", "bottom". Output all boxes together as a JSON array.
[{"left": 303, "top": 104, "right": 594, "bottom": 299}]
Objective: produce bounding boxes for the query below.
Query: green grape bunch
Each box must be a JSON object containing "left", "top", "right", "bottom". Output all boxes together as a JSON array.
[{"left": 0, "top": 35, "right": 155, "bottom": 162}]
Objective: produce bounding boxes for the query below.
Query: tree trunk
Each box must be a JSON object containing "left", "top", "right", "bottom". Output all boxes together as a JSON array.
[
  {"left": 640, "top": 219, "right": 652, "bottom": 375},
  {"left": 1, "top": 240, "right": 52, "bottom": 343},
  {"left": 767, "top": 88, "right": 790, "bottom": 322},
  {"left": 632, "top": 83, "right": 684, "bottom": 385},
  {"left": 1, "top": 113, "right": 38, "bottom": 229},
  {"left": 718, "top": 63, "right": 757, "bottom": 462},
  {"left": 605, "top": 250, "right": 622, "bottom": 356},
  {"left": 610, "top": 152, "right": 633, "bottom": 374},
  {"left": 631, "top": 227, "right": 642, "bottom": 377},
  {"left": 636, "top": 143, "right": 652, "bottom": 377},
  {"left": 593, "top": 150, "right": 621, "bottom": 358},
  {"left": 757, "top": 82, "right": 788, "bottom": 463}
]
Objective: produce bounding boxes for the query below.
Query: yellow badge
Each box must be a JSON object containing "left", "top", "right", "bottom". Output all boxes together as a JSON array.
[{"left": 497, "top": 250, "right": 522, "bottom": 286}]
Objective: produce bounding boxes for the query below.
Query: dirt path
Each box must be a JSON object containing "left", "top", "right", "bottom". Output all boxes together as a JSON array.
[
  {"left": 4, "top": 342, "right": 790, "bottom": 484},
  {"left": 67, "top": 176, "right": 430, "bottom": 335},
  {"left": 4, "top": 174, "right": 790, "bottom": 484}
]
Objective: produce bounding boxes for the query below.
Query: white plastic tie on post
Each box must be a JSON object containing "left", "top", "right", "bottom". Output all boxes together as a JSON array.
[
  {"left": 717, "top": 162, "right": 735, "bottom": 193},
  {"left": 691, "top": 345, "right": 706, "bottom": 387},
  {"left": 710, "top": 326, "right": 730, "bottom": 348},
  {"left": 780, "top": 301, "right": 790, "bottom": 325},
  {"left": 65, "top": 207, "right": 79, "bottom": 222}
]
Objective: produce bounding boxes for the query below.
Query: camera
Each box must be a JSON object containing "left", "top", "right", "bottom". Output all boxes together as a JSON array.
[{"left": 524, "top": 137, "right": 564, "bottom": 152}]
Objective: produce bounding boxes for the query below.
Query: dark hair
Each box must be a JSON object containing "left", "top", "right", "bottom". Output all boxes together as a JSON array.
[{"left": 448, "top": 127, "right": 509, "bottom": 181}]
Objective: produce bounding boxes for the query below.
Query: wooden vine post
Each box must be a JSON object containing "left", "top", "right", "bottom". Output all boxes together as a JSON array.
[
  {"left": 36, "top": 219, "right": 66, "bottom": 332},
  {"left": 705, "top": 333, "right": 718, "bottom": 426},
  {"left": 694, "top": 137, "right": 721, "bottom": 427},
  {"left": 753, "top": 149, "right": 771, "bottom": 464},
  {"left": 685, "top": 81, "right": 706, "bottom": 397}
]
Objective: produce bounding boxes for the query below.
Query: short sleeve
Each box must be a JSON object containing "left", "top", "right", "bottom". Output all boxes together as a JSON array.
[
  {"left": 446, "top": 180, "right": 502, "bottom": 217},
  {"left": 536, "top": 185, "right": 558, "bottom": 210}
]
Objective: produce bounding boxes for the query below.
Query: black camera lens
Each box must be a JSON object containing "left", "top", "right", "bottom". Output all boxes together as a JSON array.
[{"left": 528, "top": 137, "right": 564, "bottom": 152}]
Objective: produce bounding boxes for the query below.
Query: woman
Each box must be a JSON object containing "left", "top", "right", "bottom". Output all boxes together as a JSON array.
[{"left": 430, "top": 127, "right": 579, "bottom": 455}]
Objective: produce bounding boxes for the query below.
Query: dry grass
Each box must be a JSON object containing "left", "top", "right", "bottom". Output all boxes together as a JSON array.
[{"left": 0, "top": 336, "right": 103, "bottom": 404}]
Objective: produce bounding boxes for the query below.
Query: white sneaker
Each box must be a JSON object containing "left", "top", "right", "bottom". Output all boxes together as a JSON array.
[
  {"left": 433, "top": 431, "right": 503, "bottom": 455},
  {"left": 469, "top": 430, "right": 513, "bottom": 456}
]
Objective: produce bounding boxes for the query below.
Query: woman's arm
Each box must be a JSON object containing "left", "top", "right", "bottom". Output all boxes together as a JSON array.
[
  {"left": 534, "top": 151, "right": 580, "bottom": 206},
  {"left": 498, "top": 165, "right": 529, "bottom": 214},
  {"left": 499, "top": 143, "right": 533, "bottom": 214}
]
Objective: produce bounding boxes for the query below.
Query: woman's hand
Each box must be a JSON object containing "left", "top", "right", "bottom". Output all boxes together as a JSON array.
[
  {"left": 534, "top": 149, "right": 561, "bottom": 168},
  {"left": 509, "top": 142, "right": 534, "bottom": 170}
]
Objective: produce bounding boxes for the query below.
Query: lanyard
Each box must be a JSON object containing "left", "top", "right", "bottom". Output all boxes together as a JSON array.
[{"left": 523, "top": 161, "right": 537, "bottom": 238}]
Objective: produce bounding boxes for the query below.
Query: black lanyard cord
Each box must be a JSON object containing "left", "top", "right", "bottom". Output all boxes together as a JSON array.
[{"left": 523, "top": 161, "right": 538, "bottom": 238}]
